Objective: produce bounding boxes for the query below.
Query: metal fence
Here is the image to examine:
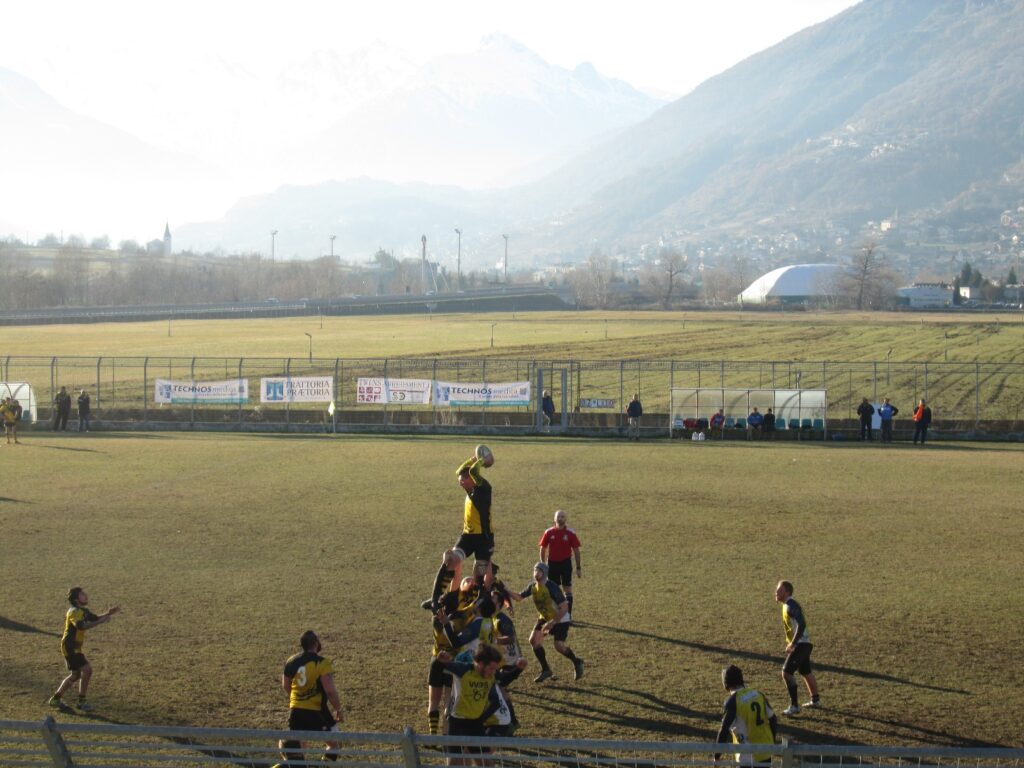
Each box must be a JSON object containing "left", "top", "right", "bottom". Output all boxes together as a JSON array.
[
  {"left": 3, "top": 355, "right": 1023, "bottom": 431},
  {"left": 3, "top": 719, "right": 1023, "bottom": 768}
]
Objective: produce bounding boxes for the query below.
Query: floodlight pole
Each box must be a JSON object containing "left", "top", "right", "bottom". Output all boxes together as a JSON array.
[
  {"left": 502, "top": 234, "right": 509, "bottom": 283},
  {"left": 270, "top": 229, "right": 278, "bottom": 264},
  {"left": 455, "top": 228, "right": 462, "bottom": 291},
  {"left": 329, "top": 234, "right": 336, "bottom": 259}
]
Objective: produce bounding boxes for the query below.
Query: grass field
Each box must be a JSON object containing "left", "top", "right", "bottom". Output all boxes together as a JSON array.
[
  {"left": 5, "top": 310, "right": 1024, "bottom": 426},
  {"left": 4, "top": 310, "right": 1024, "bottom": 362},
  {"left": 2, "top": 431, "right": 1022, "bottom": 747}
]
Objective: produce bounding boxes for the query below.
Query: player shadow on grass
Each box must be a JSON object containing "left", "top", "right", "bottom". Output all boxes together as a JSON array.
[
  {"left": 514, "top": 683, "right": 714, "bottom": 739},
  {"left": 29, "top": 444, "right": 103, "bottom": 453},
  {"left": 801, "top": 704, "right": 1005, "bottom": 748},
  {"left": 0, "top": 615, "right": 59, "bottom": 636},
  {"left": 0, "top": 496, "right": 31, "bottom": 503},
  {"left": 574, "top": 622, "right": 967, "bottom": 695}
]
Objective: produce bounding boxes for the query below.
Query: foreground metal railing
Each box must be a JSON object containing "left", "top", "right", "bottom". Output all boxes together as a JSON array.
[{"left": 2, "top": 719, "right": 1022, "bottom": 768}]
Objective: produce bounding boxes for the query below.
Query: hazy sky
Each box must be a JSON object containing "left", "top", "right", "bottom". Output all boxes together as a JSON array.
[
  {"left": 4, "top": 1, "right": 857, "bottom": 97},
  {"left": 2, "top": 0, "right": 860, "bottom": 243}
]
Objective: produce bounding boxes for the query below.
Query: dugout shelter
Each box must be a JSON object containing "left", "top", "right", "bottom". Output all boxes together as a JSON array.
[
  {"left": 0, "top": 381, "right": 37, "bottom": 423},
  {"left": 669, "top": 387, "right": 827, "bottom": 439}
]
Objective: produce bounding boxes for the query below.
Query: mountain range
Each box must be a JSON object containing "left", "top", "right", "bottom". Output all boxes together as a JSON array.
[
  {"left": 0, "top": 35, "right": 664, "bottom": 244},
  {"left": 172, "top": 0, "right": 1024, "bottom": 270},
  {"left": 6, "top": 0, "right": 1024, "bottom": 274}
]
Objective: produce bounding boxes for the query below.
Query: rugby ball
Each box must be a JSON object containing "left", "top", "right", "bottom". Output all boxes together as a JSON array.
[{"left": 475, "top": 444, "right": 494, "bottom": 466}]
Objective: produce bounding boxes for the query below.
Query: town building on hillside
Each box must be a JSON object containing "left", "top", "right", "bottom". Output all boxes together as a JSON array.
[{"left": 898, "top": 283, "right": 953, "bottom": 308}]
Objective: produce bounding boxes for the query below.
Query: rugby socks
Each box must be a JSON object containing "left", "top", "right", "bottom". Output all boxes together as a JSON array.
[
  {"left": 787, "top": 681, "right": 799, "bottom": 707},
  {"left": 557, "top": 646, "right": 580, "bottom": 664},
  {"left": 567, "top": 594, "right": 574, "bottom": 613},
  {"left": 431, "top": 565, "right": 456, "bottom": 606},
  {"left": 428, "top": 710, "right": 440, "bottom": 735},
  {"left": 533, "top": 646, "right": 550, "bottom": 671}
]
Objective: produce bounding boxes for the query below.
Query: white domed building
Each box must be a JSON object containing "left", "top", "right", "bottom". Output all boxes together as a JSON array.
[{"left": 737, "top": 263, "right": 843, "bottom": 305}]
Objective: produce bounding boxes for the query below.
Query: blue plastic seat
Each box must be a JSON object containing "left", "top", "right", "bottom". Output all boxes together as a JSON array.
[
  {"left": 789, "top": 419, "right": 800, "bottom": 430},
  {"left": 724, "top": 417, "right": 735, "bottom": 428},
  {"left": 735, "top": 417, "right": 747, "bottom": 429},
  {"left": 812, "top": 418, "right": 824, "bottom": 431},
  {"left": 776, "top": 418, "right": 786, "bottom": 430},
  {"left": 801, "top": 418, "right": 813, "bottom": 430}
]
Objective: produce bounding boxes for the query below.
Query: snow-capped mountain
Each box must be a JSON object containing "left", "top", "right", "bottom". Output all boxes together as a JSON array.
[{"left": 280, "top": 34, "right": 664, "bottom": 188}]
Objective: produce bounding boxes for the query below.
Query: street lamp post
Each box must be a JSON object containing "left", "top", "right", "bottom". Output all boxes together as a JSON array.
[
  {"left": 270, "top": 230, "right": 278, "bottom": 264},
  {"left": 502, "top": 234, "right": 508, "bottom": 283},
  {"left": 454, "top": 228, "right": 462, "bottom": 291},
  {"left": 304, "top": 333, "right": 312, "bottom": 362},
  {"left": 330, "top": 235, "right": 336, "bottom": 259}
]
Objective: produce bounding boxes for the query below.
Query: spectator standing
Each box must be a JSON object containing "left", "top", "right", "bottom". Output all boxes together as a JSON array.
[
  {"left": 763, "top": 408, "right": 776, "bottom": 439},
  {"left": 715, "top": 665, "right": 778, "bottom": 767},
  {"left": 912, "top": 399, "right": 932, "bottom": 445},
  {"left": 625, "top": 393, "right": 643, "bottom": 441},
  {"left": 541, "top": 390, "right": 555, "bottom": 432},
  {"left": 538, "top": 509, "right": 582, "bottom": 613},
  {"left": 746, "top": 407, "right": 764, "bottom": 440},
  {"left": 709, "top": 408, "right": 725, "bottom": 439},
  {"left": 856, "top": 398, "right": 875, "bottom": 441},
  {"left": 53, "top": 387, "right": 72, "bottom": 431},
  {"left": 878, "top": 398, "right": 898, "bottom": 444},
  {"left": 77, "top": 390, "right": 92, "bottom": 432}
]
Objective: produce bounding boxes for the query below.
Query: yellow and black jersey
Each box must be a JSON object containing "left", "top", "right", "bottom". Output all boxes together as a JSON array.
[
  {"left": 457, "top": 458, "right": 493, "bottom": 535},
  {"left": 519, "top": 580, "right": 569, "bottom": 623},
  {"left": 716, "top": 687, "right": 776, "bottom": 764},
  {"left": 782, "top": 598, "right": 810, "bottom": 645},
  {"left": 493, "top": 611, "right": 522, "bottom": 665},
  {"left": 283, "top": 651, "right": 334, "bottom": 712},
  {"left": 0, "top": 403, "right": 17, "bottom": 424},
  {"left": 445, "top": 661, "right": 500, "bottom": 722},
  {"left": 444, "top": 615, "right": 496, "bottom": 655},
  {"left": 61, "top": 606, "right": 98, "bottom": 657},
  {"left": 431, "top": 598, "right": 474, "bottom": 657}
]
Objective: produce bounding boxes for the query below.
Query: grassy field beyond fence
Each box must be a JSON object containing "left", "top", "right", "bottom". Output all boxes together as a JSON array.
[{"left": 3, "top": 311, "right": 1024, "bottom": 426}]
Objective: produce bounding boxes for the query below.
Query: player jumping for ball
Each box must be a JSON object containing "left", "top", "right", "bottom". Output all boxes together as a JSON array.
[{"left": 423, "top": 448, "right": 495, "bottom": 611}]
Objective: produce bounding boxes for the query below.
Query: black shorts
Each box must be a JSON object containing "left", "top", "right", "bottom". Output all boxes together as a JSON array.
[
  {"left": 288, "top": 707, "right": 336, "bottom": 732},
  {"left": 454, "top": 533, "right": 494, "bottom": 562},
  {"left": 448, "top": 717, "right": 486, "bottom": 752},
  {"left": 497, "top": 665, "right": 524, "bottom": 687},
  {"left": 428, "top": 658, "right": 453, "bottom": 688},
  {"left": 782, "top": 643, "right": 814, "bottom": 676},
  {"left": 548, "top": 558, "right": 573, "bottom": 587},
  {"left": 534, "top": 619, "right": 570, "bottom": 642},
  {"left": 64, "top": 653, "right": 88, "bottom": 672}
]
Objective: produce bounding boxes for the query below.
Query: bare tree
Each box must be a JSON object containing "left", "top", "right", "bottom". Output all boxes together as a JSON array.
[
  {"left": 842, "top": 241, "right": 896, "bottom": 310},
  {"left": 568, "top": 253, "right": 614, "bottom": 309},
  {"left": 648, "top": 247, "right": 687, "bottom": 310}
]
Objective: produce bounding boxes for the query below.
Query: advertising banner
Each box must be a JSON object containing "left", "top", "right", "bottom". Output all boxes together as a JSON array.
[
  {"left": 433, "top": 381, "right": 531, "bottom": 407},
  {"left": 356, "top": 378, "right": 432, "bottom": 404},
  {"left": 579, "top": 398, "right": 616, "bottom": 409},
  {"left": 260, "top": 376, "right": 334, "bottom": 403},
  {"left": 154, "top": 378, "right": 248, "bottom": 404}
]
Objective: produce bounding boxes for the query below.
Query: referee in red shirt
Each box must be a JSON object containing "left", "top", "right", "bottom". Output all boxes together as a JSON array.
[{"left": 538, "top": 510, "right": 582, "bottom": 613}]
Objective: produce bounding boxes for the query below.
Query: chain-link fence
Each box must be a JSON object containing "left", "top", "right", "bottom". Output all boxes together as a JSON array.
[{"left": 2, "top": 355, "right": 1022, "bottom": 431}]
